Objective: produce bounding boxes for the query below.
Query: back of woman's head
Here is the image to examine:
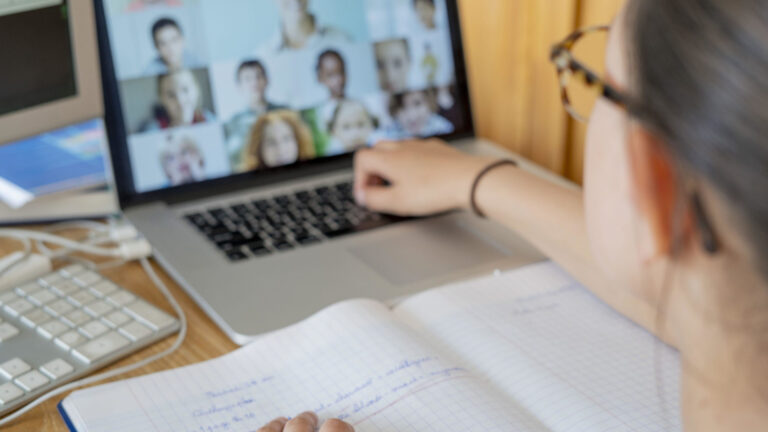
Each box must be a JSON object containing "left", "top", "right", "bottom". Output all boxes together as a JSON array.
[{"left": 626, "top": 0, "right": 768, "bottom": 278}]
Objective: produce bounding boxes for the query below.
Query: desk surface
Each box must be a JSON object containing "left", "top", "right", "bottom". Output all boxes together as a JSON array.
[{"left": 0, "top": 237, "right": 239, "bottom": 432}]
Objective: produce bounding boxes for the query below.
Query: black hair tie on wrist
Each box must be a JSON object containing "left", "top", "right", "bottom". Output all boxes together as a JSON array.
[{"left": 470, "top": 159, "right": 518, "bottom": 218}]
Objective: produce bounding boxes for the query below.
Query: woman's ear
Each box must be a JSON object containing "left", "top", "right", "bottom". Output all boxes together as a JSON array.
[{"left": 627, "top": 124, "right": 681, "bottom": 261}]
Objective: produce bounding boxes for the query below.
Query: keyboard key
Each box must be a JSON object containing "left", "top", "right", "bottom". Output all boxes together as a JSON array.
[
  {"left": 28, "top": 289, "right": 57, "bottom": 306},
  {"left": 123, "top": 300, "right": 175, "bottom": 331},
  {"left": 45, "top": 299, "right": 75, "bottom": 316},
  {"left": 119, "top": 321, "right": 152, "bottom": 341},
  {"left": 79, "top": 320, "right": 109, "bottom": 338},
  {"left": 40, "top": 359, "right": 75, "bottom": 380},
  {"left": 0, "top": 382, "right": 24, "bottom": 405},
  {"left": 102, "top": 310, "right": 131, "bottom": 328},
  {"left": 84, "top": 300, "right": 113, "bottom": 317},
  {"left": 0, "top": 358, "right": 31, "bottom": 379},
  {"left": 89, "top": 280, "right": 119, "bottom": 297},
  {"left": 55, "top": 330, "right": 87, "bottom": 350},
  {"left": 15, "top": 370, "right": 50, "bottom": 392},
  {"left": 67, "top": 290, "right": 96, "bottom": 307},
  {"left": 38, "top": 272, "right": 63, "bottom": 287},
  {"left": 61, "top": 309, "right": 91, "bottom": 327},
  {"left": 73, "top": 271, "right": 101, "bottom": 287},
  {"left": 106, "top": 290, "right": 135, "bottom": 307},
  {"left": 38, "top": 320, "right": 69, "bottom": 339},
  {"left": 20, "top": 308, "right": 52, "bottom": 328},
  {"left": 0, "top": 323, "right": 20, "bottom": 342},
  {"left": 73, "top": 332, "right": 130, "bottom": 364},
  {"left": 4, "top": 298, "right": 34, "bottom": 317},
  {"left": 59, "top": 264, "right": 86, "bottom": 277},
  {"left": 50, "top": 280, "right": 80, "bottom": 296}
]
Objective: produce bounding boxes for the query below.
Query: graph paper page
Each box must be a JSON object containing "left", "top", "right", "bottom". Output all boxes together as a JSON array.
[
  {"left": 394, "top": 261, "right": 682, "bottom": 432},
  {"left": 62, "top": 299, "right": 548, "bottom": 432}
]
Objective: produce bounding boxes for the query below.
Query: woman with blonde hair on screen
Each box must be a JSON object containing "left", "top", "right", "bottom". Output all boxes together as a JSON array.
[{"left": 242, "top": 110, "right": 315, "bottom": 170}]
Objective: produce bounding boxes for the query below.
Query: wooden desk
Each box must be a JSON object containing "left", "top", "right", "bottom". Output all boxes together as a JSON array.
[{"left": 0, "top": 237, "right": 239, "bottom": 431}]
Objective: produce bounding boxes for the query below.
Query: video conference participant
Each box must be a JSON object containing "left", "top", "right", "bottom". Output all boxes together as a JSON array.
[
  {"left": 385, "top": 88, "right": 453, "bottom": 138},
  {"left": 303, "top": 49, "right": 348, "bottom": 155},
  {"left": 266, "top": 0, "right": 350, "bottom": 52},
  {"left": 141, "top": 69, "right": 215, "bottom": 131},
  {"left": 225, "top": 60, "right": 286, "bottom": 167},
  {"left": 242, "top": 110, "right": 315, "bottom": 169},
  {"left": 326, "top": 99, "right": 378, "bottom": 156},
  {"left": 413, "top": 0, "right": 437, "bottom": 31},
  {"left": 159, "top": 133, "right": 205, "bottom": 186},
  {"left": 144, "top": 17, "right": 202, "bottom": 75},
  {"left": 374, "top": 39, "right": 412, "bottom": 94}
]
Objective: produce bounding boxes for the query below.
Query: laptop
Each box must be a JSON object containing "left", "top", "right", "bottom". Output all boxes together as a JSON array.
[{"left": 95, "top": 0, "right": 544, "bottom": 344}]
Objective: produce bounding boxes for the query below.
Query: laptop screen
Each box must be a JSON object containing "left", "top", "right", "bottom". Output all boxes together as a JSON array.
[{"left": 101, "top": 0, "right": 470, "bottom": 194}]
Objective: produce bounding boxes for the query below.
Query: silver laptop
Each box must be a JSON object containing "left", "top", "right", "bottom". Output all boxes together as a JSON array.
[{"left": 95, "top": 0, "right": 543, "bottom": 344}]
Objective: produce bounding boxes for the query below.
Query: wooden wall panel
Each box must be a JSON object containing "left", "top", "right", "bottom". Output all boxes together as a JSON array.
[{"left": 458, "top": 0, "right": 577, "bottom": 174}]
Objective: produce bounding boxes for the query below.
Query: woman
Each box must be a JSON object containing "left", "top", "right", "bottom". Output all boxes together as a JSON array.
[
  {"left": 260, "top": 0, "right": 768, "bottom": 430},
  {"left": 142, "top": 69, "right": 214, "bottom": 131},
  {"left": 242, "top": 110, "right": 315, "bottom": 170}
]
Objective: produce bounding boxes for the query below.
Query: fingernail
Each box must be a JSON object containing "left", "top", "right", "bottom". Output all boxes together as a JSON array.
[{"left": 355, "top": 189, "right": 366, "bottom": 206}]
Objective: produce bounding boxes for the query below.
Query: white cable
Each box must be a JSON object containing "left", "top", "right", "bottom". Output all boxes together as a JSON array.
[
  {"left": 0, "top": 235, "right": 32, "bottom": 280},
  {"left": 0, "top": 229, "right": 123, "bottom": 258},
  {"left": 0, "top": 257, "right": 188, "bottom": 428}
]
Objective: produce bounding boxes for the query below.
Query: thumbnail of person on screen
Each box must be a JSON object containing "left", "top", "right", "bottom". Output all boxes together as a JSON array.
[
  {"left": 386, "top": 88, "right": 453, "bottom": 139},
  {"left": 144, "top": 17, "right": 202, "bottom": 75},
  {"left": 242, "top": 110, "right": 315, "bottom": 170},
  {"left": 225, "top": 60, "right": 286, "bottom": 166},
  {"left": 159, "top": 134, "right": 205, "bottom": 186},
  {"left": 375, "top": 39, "right": 411, "bottom": 94},
  {"left": 141, "top": 70, "right": 214, "bottom": 131},
  {"left": 325, "top": 99, "right": 378, "bottom": 156},
  {"left": 266, "top": 0, "right": 350, "bottom": 52},
  {"left": 413, "top": 0, "right": 437, "bottom": 31},
  {"left": 125, "top": 0, "right": 183, "bottom": 12}
]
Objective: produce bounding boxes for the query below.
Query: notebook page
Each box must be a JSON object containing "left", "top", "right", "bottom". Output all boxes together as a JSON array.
[
  {"left": 62, "top": 299, "right": 549, "bottom": 432},
  {"left": 394, "top": 262, "right": 682, "bottom": 432}
]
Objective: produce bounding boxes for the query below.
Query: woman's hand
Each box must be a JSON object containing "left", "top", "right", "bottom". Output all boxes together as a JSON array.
[
  {"left": 257, "top": 412, "right": 353, "bottom": 432},
  {"left": 353, "top": 139, "right": 496, "bottom": 216}
]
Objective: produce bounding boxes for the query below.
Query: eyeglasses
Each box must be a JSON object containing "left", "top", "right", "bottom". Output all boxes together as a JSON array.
[{"left": 550, "top": 26, "right": 720, "bottom": 255}]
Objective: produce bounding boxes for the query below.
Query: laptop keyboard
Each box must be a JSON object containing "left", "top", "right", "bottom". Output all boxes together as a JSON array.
[{"left": 184, "top": 180, "right": 403, "bottom": 262}]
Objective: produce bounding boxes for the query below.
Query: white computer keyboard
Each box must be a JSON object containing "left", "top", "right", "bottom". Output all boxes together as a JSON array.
[{"left": 0, "top": 264, "right": 180, "bottom": 417}]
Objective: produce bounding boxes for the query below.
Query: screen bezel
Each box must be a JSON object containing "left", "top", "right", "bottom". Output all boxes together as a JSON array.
[{"left": 95, "top": 0, "right": 475, "bottom": 209}]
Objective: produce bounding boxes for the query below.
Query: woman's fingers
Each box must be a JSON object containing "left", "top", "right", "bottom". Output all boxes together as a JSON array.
[
  {"left": 320, "top": 418, "right": 355, "bottom": 432},
  {"left": 284, "top": 412, "right": 318, "bottom": 432},
  {"left": 256, "top": 417, "right": 289, "bottom": 432}
]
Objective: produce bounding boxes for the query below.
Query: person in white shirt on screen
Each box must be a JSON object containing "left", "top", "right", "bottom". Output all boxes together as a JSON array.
[
  {"left": 265, "top": 0, "right": 350, "bottom": 52},
  {"left": 413, "top": 0, "right": 437, "bottom": 31},
  {"left": 374, "top": 39, "right": 412, "bottom": 94},
  {"left": 326, "top": 100, "right": 378, "bottom": 155},
  {"left": 159, "top": 134, "right": 205, "bottom": 186},
  {"left": 225, "top": 60, "right": 286, "bottom": 167},
  {"left": 142, "top": 70, "right": 214, "bottom": 131},
  {"left": 314, "top": 50, "right": 347, "bottom": 130},
  {"left": 385, "top": 88, "right": 453, "bottom": 139},
  {"left": 144, "top": 17, "right": 202, "bottom": 75}
]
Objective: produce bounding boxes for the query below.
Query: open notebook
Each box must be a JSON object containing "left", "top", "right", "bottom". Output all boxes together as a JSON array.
[{"left": 59, "top": 262, "right": 681, "bottom": 431}]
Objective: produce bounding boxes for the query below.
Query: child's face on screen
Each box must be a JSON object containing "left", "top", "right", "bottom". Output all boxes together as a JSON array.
[
  {"left": 331, "top": 102, "right": 374, "bottom": 151},
  {"left": 239, "top": 66, "right": 268, "bottom": 103},
  {"left": 415, "top": 0, "right": 436, "bottom": 29},
  {"left": 162, "top": 140, "right": 204, "bottom": 185},
  {"left": 261, "top": 120, "right": 300, "bottom": 167},
  {"left": 277, "top": 0, "right": 309, "bottom": 24},
  {"left": 396, "top": 91, "right": 432, "bottom": 136},
  {"left": 376, "top": 41, "right": 411, "bottom": 93},
  {"left": 318, "top": 56, "right": 346, "bottom": 99},
  {"left": 155, "top": 26, "right": 185, "bottom": 70},
  {"left": 159, "top": 71, "right": 200, "bottom": 126}
]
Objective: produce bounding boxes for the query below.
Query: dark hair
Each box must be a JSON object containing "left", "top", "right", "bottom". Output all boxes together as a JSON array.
[
  {"left": 316, "top": 50, "right": 346, "bottom": 75},
  {"left": 236, "top": 59, "right": 267, "bottom": 82},
  {"left": 151, "top": 17, "right": 182, "bottom": 44},
  {"left": 625, "top": 0, "right": 768, "bottom": 278}
]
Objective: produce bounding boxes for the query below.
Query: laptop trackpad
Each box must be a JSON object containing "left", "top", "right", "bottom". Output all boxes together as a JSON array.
[{"left": 349, "top": 220, "right": 509, "bottom": 285}]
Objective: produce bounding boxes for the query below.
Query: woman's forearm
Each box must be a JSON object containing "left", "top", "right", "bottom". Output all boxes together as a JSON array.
[{"left": 472, "top": 165, "right": 675, "bottom": 346}]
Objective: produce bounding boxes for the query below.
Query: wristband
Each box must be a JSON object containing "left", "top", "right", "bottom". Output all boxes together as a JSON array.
[{"left": 470, "top": 159, "right": 517, "bottom": 218}]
